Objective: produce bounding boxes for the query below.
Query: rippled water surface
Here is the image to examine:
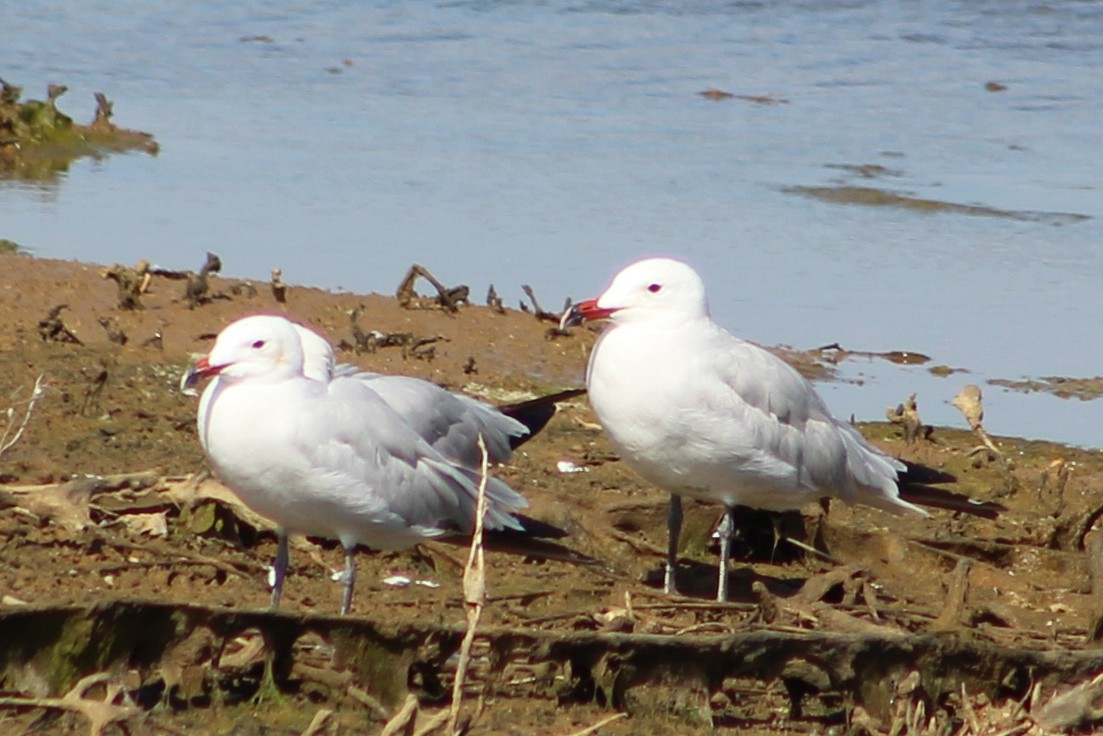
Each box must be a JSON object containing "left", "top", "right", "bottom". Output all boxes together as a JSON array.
[{"left": 3, "top": 0, "right": 1102, "bottom": 444}]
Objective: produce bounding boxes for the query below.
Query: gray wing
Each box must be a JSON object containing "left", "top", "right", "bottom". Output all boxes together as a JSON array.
[
  {"left": 703, "top": 327, "right": 920, "bottom": 514},
  {"left": 297, "top": 377, "right": 527, "bottom": 538},
  {"left": 351, "top": 374, "right": 527, "bottom": 466}
]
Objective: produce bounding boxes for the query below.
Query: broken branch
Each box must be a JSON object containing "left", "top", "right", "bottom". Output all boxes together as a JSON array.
[{"left": 0, "top": 373, "right": 45, "bottom": 458}]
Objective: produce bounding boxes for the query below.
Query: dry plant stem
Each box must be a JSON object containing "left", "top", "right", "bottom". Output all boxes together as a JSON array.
[
  {"left": 346, "top": 684, "right": 390, "bottom": 722},
  {"left": 783, "top": 535, "right": 841, "bottom": 563},
  {"left": 299, "top": 708, "right": 334, "bottom": 736},
  {"left": 380, "top": 693, "right": 420, "bottom": 736},
  {"left": 0, "top": 373, "right": 44, "bottom": 458},
  {"left": 446, "top": 434, "right": 490, "bottom": 736},
  {"left": 413, "top": 710, "right": 451, "bottom": 736},
  {"left": 960, "top": 683, "right": 981, "bottom": 735},
  {"left": 974, "top": 424, "right": 1003, "bottom": 457},
  {"left": 561, "top": 712, "right": 629, "bottom": 736}
]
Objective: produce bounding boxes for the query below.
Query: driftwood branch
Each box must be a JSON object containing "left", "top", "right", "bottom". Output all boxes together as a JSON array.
[
  {"left": 396, "top": 264, "right": 466, "bottom": 313},
  {"left": 0, "top": 373, "right": 45, "bottom": 458}
]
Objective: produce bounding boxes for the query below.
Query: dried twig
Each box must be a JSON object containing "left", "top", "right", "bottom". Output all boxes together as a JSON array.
[
  {"left": 1034, "top": 671, "right": 1103, "bottom": 731},
  {"left": 953, "top": 385, "right": 1003, "bottom": 458},
  {"left": 396, "top": 264, "right": 466, "bottom": 313},
  {"left": 92, "top": 92, "right": 114, "bottom": 127},
  {"left": 413, "top": 710, "right": 450, "bottom": 736},
  {"left": 184, "top": 251, "right": 222, "bottom": 308},
  {"left": 0, "top": 672, "right": 140, "bottom": 736},
  {"left": 380, "top": 693, "right": 420, "bottom": 736},
  {"left": 447, "top": 434, "right": 490, "bottom": 735},
  {"left": 885, "top": 393, "right": 926, "bottom": 444},
  {"left": 271, "top": 267, "right": 287, "bottom": 303},
  {"left": 300, "top": 708, "right": 335, "bottom": 736},
  {"left": 561, "top": 712, "right": 628, "bottom": 736},
  {"left": 37, "top": 304, "right": 83, "bottom": 343},
  {"left": 960, "top": 682, "right": 982, "bottom": 735},
  {"left": 102, "top": 260, "right": 151, "bottom": 310},
  {"left": 486, "top": 284, "right": 505, "bottom": 314},
  {"left": 520, "top": 284, "right": 561, "bottom": 323},
  {"left": 347, "top": 684, "right": 391, "bottom": 722},
  {"left": 97, "top": 316, "right": 128, "bottom": 345},
  {"left": 0, "top": 373, "right": 45, "bottom": 458},
  {"left": 783, "top": 535, "right": 841, "bottom": 564}
]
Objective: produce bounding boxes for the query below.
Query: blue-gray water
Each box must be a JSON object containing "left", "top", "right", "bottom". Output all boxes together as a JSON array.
[{"left": 3, "top": 1, "right": 1102, "bottom": 445}]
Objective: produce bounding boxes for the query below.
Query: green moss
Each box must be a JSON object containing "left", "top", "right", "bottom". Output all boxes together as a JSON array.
[
  {"left": 0, "top": 605, "right": 198, "bottom": 695},
  {"left": 40, "top": 614, "right": 98, "bottom": 692},
  {"left": 0, "top": 81, "right": 157, "bottom": 182},
  {"left": 330, "top": 622, "right": 427, "bottom": 707}
]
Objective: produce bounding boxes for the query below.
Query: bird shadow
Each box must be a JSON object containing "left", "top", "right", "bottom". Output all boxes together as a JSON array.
[
  {"left": 642, "top": 561, "right": 806, "bottom": 603},
  {"left": 643, "top": 507, "right": 819, "bottom": 602}
]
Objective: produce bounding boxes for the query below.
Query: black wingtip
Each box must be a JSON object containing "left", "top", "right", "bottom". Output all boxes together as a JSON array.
[
  {"left": 893, "top": 460, "right": 1002, "bottom": 518},
  {"left": 897, "top": 460, "right": 958, "bottom": 486},
  {"left": 481, "top": 533, "right": 606, "bottom": 568},
  {"left": 499, "top": 388, "right": 587, "bottom": 449},
  {"left": 508, "top": 512, "right": 569, "bottom": 539},
  {"left": 442, "top": 515, "right": 604, "bottom": 568},
  {"left": 898, "top": 485, "right": 1006, "bottom": 519}
]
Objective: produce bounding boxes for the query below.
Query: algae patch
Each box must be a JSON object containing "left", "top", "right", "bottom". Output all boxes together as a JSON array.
[
  {"left": 785, "top": 185, "right": 1090, "bottom": 225},
  {"left": 0, "top": 80, "right": 158, "bottom": 182},
  {"left": 989, "top": 375, "right": 1103, "bottom": 401}
]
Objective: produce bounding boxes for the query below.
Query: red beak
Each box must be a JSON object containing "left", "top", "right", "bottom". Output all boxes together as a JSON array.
[
  {"left": 193, "top": 356, "right": 221, "bottom": 377},
  {"left": 575, "top": 298, "right": 616, "bottom": 321},
  {"left": 180, "top": 355, "right": 223, "bottom": 392}
]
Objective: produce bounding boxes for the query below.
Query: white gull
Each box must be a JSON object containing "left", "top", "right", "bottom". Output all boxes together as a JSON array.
[
  {"left": 185, "top": 314, "right": 538, "bottom": 614},
  {"left": 572, "top": 257, "right": 925, "bottom": 602}
]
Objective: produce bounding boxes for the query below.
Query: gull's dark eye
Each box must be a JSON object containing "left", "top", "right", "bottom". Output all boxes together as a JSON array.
[
  {"left": 251, "top": 340, "right": 266, "bottom": 349},
  {"left": 647, "top": 283, "right": 662, "bottom": 293}
]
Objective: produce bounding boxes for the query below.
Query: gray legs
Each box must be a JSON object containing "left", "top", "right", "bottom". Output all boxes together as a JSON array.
[
  {"left": 340, "top": 545, "right": 357, "bottom": 616},
  {"left": 667, "top": 496, "right": 736, "bottom": 602},
  {"left": 665, "top": 494, "right": 684, "bottom": 595},
  {"left": 270, "top": 529, "right": 356, "bottom": 616},
  {"left": 716, "top": 505, "right": 735, "bottom": 602},
  {"left": 270, "top": 528, "right": 289, "bottom": 609}
]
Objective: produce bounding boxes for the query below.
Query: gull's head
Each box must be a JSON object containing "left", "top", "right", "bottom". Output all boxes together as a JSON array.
[
  {"left": 576, "top": 257, "right": 710, "bottom": 326},
  {"left": 187, "top": 315, "right": 306, "bottom": 385}
]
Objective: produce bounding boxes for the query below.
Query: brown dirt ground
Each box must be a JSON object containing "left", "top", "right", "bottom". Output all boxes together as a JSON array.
[{"left": 1, "top": 253, "right": 1103, "bottom": 735}]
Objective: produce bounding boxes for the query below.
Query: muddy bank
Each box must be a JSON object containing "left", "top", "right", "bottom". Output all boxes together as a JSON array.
[{"left": 2, "top": 253, "right": 1103, "bottom": 734}]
